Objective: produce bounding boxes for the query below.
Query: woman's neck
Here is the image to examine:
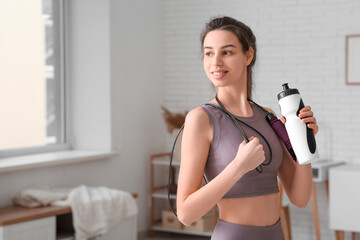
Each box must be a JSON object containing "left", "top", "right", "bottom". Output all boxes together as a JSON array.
[{"left": 216, "top": 89, "right": 253, "bottom": 117}]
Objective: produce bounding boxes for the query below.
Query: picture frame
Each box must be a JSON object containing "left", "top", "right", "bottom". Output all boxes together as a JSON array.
[{"left": 346, "top": 34, "right": 360, "bottom": 85}]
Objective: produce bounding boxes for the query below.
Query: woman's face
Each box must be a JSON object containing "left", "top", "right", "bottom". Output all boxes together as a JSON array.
[{"left": 203, "top": 30, "right": 251, "bottom": 88}]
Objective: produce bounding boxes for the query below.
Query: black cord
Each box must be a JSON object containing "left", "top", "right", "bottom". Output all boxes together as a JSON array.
[
  {"left": 214, "top": 95, "right": 250, "bottom": 143},
  {"left": 248, "top": 99, "right": 270, "bottom": 114},
  {"left": 167, "top": 96, "right": 273, "bottom": 215},
  {"left": 204, "top": 103, "right": 272, "bottom": 171},
  {"left": 168, "top": 124, "right": 184, "bottom": 217},
  {"left": 210, "top": 95, "right": 272, "bottom": 171}
]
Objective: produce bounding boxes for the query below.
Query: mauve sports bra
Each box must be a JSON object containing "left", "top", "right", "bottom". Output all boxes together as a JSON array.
[{"left": 201, "top": 102, "right": 284, "bottom": 199}]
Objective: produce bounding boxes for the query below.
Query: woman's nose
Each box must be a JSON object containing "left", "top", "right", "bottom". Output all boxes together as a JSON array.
[{"left": 212, "top": 53, "right": 223, "bottom": 66}]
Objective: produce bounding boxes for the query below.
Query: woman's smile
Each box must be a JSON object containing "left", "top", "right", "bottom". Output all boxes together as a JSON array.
[{"left": 211, "top": 69, "right": 229, "bottom": 79}]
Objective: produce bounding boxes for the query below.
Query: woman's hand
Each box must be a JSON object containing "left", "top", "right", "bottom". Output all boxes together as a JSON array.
[
  {"left": 234, "top": 137, "right": 265, "bottom": 173},
  {"left": 280, "top": 105, "right": 319, "bottom": 135}
]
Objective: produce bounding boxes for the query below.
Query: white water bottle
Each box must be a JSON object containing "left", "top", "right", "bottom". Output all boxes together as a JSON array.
[{"left": 277, "top": 83, "right": 319, "bottom": 165}]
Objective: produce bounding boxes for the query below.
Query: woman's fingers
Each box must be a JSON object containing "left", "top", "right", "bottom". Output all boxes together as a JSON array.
[
  {"left": 301, "top": 117, "right": 318, "bottom": 135},
  {"left": 307, "top": 123, "right": 319, "bottom": 135},
  {"left": 301, "top": 116, "right": 317, "bottom": 124},
  {"left": 298, "top": 111, "right": 313, "bottom": 119},
  {"left": 280, "top": 116, "right": 286, "bottom": 124},
  {"left": 297, "top": 106, "right": 319, "bottom": 135},
  {"left": 300, "top": 105, "right": 311, "bottom": 112}
]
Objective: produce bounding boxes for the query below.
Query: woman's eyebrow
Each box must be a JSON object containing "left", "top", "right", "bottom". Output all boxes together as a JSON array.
[{"left": 203, "top": 44, "right": 236, "bottom": 49}]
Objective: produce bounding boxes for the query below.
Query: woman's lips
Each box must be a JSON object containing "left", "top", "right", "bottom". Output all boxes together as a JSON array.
[{"left": 211, "top": 70, "right": 228, "bottom": 80}]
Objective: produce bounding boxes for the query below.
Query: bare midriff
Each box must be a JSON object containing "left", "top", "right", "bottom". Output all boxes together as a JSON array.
[{"left": 217, "top": 192, "right": 279, "bottom": 226}]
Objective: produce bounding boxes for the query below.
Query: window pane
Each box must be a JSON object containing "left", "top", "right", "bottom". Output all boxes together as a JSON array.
[{"left": 0, "top": 0, "right": 64, "bottom": 151}]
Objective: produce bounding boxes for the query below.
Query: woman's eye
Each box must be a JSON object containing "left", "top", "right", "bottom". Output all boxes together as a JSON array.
[
  {"left": 205, "top": 52, "right": 214, "bottom": 56},
  {"left": 224, "top": 51, "right": 232, "bottom": 55}
]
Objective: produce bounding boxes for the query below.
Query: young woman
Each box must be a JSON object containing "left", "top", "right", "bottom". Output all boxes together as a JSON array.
[{"left": 176, "top": 16, "right": 318, "bottom": 240}]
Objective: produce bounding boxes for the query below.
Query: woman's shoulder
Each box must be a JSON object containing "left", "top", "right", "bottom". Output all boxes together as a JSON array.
[
  {"left": 185, "top": 107, "right": 210, "bottom": 126},
  {"left": 183, "top": 107, "right": 212, "bottom": 142}
]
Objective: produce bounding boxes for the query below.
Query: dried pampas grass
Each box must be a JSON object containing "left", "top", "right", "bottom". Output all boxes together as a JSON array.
[{"left": 161, "top": 106, "right": 188, "bottom": 134}]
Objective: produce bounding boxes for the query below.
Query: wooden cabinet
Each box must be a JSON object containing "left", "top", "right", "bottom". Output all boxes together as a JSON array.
[
  {"left": 0, "top": 202, "right": 138, "bottom": 240},
  {"left": 149, "top": 153, "right": 217, "bottom": 237},
  {"left": 0, "top": 206, "right": 71, "bottom": 240},
  {"left": 0, "top": 216, "right": 55, "bottom": 240}
]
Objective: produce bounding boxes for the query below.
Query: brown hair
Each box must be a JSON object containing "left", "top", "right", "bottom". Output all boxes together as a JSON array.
[{"left": 200, "top": 16, "right": 257, "bottom": 99}]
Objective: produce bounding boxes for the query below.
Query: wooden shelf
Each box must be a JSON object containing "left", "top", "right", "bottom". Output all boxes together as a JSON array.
[
  {"left": 0, "top": 193, "right": 137, "bottom": 227},
  {"left": 0, "top": 205, "right": 71, "bottom": 226},
  {"left": 151, "top": 223, "right": 212, "bottom": 237},
  {"left": 150, "top": 153, "right": 215, "bottom": 237}
]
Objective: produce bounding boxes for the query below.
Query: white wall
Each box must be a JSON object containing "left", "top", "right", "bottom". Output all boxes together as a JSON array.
[
  {"left": 69, "top": 0, "right": 112, "bottom": 152},
  {"left": 109, "top": 0, "right": 166, "bottom": 233},
  {"left": 162, "top": 0, "right": 360, "bottom": 239},
  {"left": 0, "top": 0, "right": 166, "bottom": 234}
]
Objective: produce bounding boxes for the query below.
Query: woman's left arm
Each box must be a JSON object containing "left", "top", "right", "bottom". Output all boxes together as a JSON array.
[
  {"left": 271, "top": 106, "right": 318, "bottom": 208},
  {"left": 279, "top": 106, "right": 319, "bottom": 208}
]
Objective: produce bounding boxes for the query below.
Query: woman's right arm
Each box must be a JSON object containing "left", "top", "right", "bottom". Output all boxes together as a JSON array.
[{"left": 176, "top": 108, "right": 265, "bottom": 226}]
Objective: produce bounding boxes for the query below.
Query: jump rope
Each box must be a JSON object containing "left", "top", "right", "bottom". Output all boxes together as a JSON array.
[{"left": 168, "top": 95, "right": 296, "bottom": 216}]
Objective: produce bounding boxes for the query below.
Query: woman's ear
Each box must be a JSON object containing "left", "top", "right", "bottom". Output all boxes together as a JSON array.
[{"left": 245, "top": 47, "right": 254, "bottom": 66}]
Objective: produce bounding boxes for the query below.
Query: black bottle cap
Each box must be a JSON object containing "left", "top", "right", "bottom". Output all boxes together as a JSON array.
[{"left": 277, "top": 83, "right": 299, "bottom": 100}]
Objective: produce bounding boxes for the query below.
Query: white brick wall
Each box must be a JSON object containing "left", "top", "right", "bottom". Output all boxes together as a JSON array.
[{"left": 163, "top": 0, "right": 360, "bottom": 239}]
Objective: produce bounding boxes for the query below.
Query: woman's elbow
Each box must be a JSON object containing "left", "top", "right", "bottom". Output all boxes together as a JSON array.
[
  {"left": 177, "top": 214, "right": 192, "bottom": 226},
  {"left": 177, "top": 209, "right": 195, "bottom": 226},
  {"left": 290, "top": 198, "right": 310, "bottom": 208}
]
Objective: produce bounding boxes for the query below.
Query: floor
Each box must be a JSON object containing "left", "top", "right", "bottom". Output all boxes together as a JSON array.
[{"left": 139, "top": 232, "right": 210, "bottom": 240}]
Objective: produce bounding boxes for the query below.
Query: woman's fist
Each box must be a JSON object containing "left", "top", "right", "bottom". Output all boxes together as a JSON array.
[{"left": 234, "top": 137, "right": 265, "bottom": 173}]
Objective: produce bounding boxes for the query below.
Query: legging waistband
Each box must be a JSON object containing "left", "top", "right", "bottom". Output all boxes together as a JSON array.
[{"left": 211, "top": 218, "right": 284, "bottom": 240}]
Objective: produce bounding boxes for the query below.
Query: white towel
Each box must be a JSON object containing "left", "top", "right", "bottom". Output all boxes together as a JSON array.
[
  {"left": 12, "top": 186, "right": 71, "bottom": 207},
  {"left": 55, "top": 185, "right": 138, "bottom": 240},
  {"left": 13, "top": 185, "right": 138, "bottom": 240}
]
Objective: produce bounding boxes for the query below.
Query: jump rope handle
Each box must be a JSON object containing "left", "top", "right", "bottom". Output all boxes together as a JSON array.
[{"left": 266, "top": 113, "right": 297, "bottom": 161}]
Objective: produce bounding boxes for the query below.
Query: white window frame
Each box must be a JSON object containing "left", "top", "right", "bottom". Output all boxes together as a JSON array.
[
  {"left": 0, "top": 0, "right": 71, "bottom": 159},
  {"left": 0, "top": 0, "right": 116, "bottom": 173}
]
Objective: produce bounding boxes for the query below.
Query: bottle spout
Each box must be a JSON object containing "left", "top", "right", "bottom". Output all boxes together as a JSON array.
[
  {"left": 282, "top": 83, "right": 290, "bottom": 90},
  {"left": 278, "top": 83, "right": 299, "bottom": 100}
]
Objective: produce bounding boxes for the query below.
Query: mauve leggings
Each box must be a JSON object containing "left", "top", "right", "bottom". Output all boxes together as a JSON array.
[{"left": 211, "top": 218, "right": 285, "bottom": 240}]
